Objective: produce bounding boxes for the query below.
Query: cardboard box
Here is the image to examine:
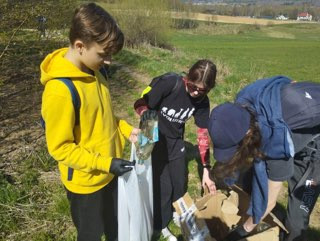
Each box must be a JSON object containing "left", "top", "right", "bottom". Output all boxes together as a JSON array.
[
  {"left": 173, "top": 186, "right": 287, "bottom": 241},
  {"left": 173, "top": 192, "right": 216, "bottom": 241}
]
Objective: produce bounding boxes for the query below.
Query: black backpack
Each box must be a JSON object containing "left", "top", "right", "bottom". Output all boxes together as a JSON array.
[{"left": 148, "top": 72, "right": 183, "bottom": 97}]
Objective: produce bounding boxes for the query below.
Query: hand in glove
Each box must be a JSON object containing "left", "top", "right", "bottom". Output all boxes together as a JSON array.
[
  {"left": 141, "top": 109, "right": 157, "bottom": 122},
  {"left": 223, "top": 225, "right": 250, "bottom": 241},
  {"left": 110, "top": 158, "right": 135, "bottom": 176}
]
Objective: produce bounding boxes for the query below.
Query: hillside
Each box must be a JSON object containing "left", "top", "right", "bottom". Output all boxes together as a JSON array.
[{"left": 1, "top": 8, "right": 320, "bottom": 241}]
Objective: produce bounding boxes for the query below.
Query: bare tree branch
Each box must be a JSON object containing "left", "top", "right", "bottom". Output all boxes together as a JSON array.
[{"left": 0, "top": 16, "right": 28, "bottom": 60}]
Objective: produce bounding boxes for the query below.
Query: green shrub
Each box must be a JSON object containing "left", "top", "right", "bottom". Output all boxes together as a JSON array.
[
  {"left": 102, "top": 0, "right": 172, "bottom": 48},
  {"left": 172, "top": 18, "right": 199, "bottom": 29}
]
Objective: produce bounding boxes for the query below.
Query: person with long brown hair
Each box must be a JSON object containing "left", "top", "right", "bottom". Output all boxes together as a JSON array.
[
  {"left": 208, "top": 76, "right": 320, "bottom": 241},
  {"left": 134, "top": 59, "right": 217, "bottom": 240}
]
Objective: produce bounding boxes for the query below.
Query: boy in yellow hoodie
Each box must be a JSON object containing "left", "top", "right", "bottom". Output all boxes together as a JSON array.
[{"left": 40, "top": 3, "right": 139, "bottom": 241}]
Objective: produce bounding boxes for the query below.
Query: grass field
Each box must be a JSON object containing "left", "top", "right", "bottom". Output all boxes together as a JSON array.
[
  {"left": 1, "top": 19, "right": 320, "bottom": 241},
  {"left": 167, "top": 21, "right": 320, "bottom": 240},
  {"left": 169, "top": 23, "right": 320, "bottom": 103},
  {"left": 113, "top": 21, "right": 320, "bottom": 240}
]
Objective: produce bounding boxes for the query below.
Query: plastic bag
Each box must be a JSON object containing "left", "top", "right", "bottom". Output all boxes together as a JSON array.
[
  {"left": 118, "top": 143, "right": 153, "bottom": 241},
  {"left": 135, "top": 115, "right": 158, "bottom": 163}
]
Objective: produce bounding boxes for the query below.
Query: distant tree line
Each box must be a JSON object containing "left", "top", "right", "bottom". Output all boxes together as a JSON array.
[{"left": 191, "top": 3, "right": 320, "bottom": 20}]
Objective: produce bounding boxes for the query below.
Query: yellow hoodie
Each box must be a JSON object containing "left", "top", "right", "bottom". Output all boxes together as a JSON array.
[{"left": 40, "top": 48, "right": 133, "bottom": 194}]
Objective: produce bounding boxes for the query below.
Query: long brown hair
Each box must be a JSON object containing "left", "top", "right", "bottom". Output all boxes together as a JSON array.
[
  {"left": 187, "top": 59, "right": 217, "bottom": 90},
  {"left": 212, "top": 109, "right": 265, "bottom": 180}
]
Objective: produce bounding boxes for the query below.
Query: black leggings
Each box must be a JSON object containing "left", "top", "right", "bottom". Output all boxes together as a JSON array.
[
  {"left": 152, "top": 137, "right": 187, "bottom": 230},
  {"left": 66, "top": 178, "right": 118, "bottom": 241}
]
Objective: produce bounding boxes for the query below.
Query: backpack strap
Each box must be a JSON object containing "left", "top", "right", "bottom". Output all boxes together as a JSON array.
[
  {"left": 40, "top": 78, "right": 80, "bottom": 128},
  {"left": 171, "top": 74, "right": 182, "bottom": 96},
  {"left": 41, "top": 78, "right": 80, "bottom": 182},
  {"left": 149, "top": 72, "right": 183, "bottom": 97},
  {"left": 57, "top": 78, "right": 80, "bottom": 181},
  {"left": 57, "top": 78, "right": 81, "bottom": 126},
  {"left": 99, "top": 66, "right": 108, "bottom": 80}
]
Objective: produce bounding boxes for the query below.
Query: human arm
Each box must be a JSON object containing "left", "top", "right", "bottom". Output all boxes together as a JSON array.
[
  {"left": 134, "top": 74, "right": 177, "bottom": 116},
  {"left": 194, "top": 97, "right": 216, "bottom": 194},
  {"left": 197, "top": 127, "right": 216, "bottom": 194},
  {"left": 128, "top": 127, "right": 140, "bottom": 143},
  {"left": 223, "top": 179, "right": 283, "bottom": 241},
  {"left": 42, "top": 81, "right": 131, "bottom": 174},
  {"left": 243, "top": 179, "right": 283, "bottom": 232},
  {"left": 202, "top": 167, "right": 216, "bottom": 194}
]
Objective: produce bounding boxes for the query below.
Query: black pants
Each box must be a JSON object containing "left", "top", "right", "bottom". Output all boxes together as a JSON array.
[
  {"left": 152, "top": 136, "right": 187, "bottom": 230},
  {"left": 284, "top": 134, "right": 320, "bottom": 241},
  {"left": 66, "top": 177, "right": 118, "bottom": 241}
]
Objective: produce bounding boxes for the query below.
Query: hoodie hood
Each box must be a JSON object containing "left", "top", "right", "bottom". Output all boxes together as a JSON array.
[{"left": 40, "top": 48, "right": 92, "bottom": 85}]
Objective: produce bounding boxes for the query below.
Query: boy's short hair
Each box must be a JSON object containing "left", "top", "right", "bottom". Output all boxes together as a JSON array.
[{"left": 69, "top": 2, "right": 124, "bottom": 54}]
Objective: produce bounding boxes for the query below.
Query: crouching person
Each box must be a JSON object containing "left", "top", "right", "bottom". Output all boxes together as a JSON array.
[
  {"left": 40, "top": 3, "right": 139, "bottom": 241},
  {"left": 207, "top": 76, "right": 320, "bottom": 241}
]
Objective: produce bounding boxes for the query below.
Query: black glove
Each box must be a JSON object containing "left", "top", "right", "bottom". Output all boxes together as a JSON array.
[
  {"left": 223, "top": 225, "right": 250, "bottom": 241},
  {"left": 141, "top": 109, "right": 157, "bottom": 122},
  {"left": 110, "top": 158, "right": 135, "bottom": 176}
]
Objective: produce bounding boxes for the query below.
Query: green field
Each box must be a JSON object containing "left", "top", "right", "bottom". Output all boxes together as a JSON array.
[
  {"left": 1, "top": 20, "right": 320, "bottom": 241},
  {"left": 136, "top": 22, "right": 320, "bottom": 240},
  {"left": 115, "top": 22, "right": 320, "bottom": 104},
  {"left": 169, "top": 23, "right": 320, "bottom": 102}
]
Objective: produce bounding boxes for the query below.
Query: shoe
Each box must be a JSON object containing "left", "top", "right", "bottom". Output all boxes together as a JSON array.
[
  {"left": 161, "top": 227, "right": 178, "bottom": 241},
  {"left": 173, "top": 211, "right": 181, "bottom": 228}
]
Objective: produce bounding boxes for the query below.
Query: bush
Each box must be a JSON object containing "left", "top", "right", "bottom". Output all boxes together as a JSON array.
[
  {"left": 172, "top": 18, "right": 199, "bottom": 29},
  {"left": 104, "top": 0, "right": 172, "bottom": 48}
]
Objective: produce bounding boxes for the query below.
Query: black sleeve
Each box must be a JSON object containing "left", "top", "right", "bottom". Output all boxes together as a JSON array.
[
  {"left": 143, "top": 74, "right": 177, "bottom": 110},
  {"left": 193, "top": 96, "right": 210, "bottom": 129},
  {"left": 265, "top": 157, "right": 294, "bottom": 181}
]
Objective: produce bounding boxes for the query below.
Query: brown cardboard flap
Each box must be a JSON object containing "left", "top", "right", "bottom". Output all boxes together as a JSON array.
[
  {"left": 173, "top": 193, "right": 216, "bottom": 241},
  {"left": 221, "top": 199, "right": 239, "bottom": 214},
  {"left": 239, "top": 226, "right": 280, "bottom": 241},
  {"left": 173, "top": 187, "right": 287, "bottom": 241},
  {"left": 227, "top": 190, "right": 239, "bottom": 207},
  {"left": 173, "top": 192, "right": 194, "bottom": 216},
  {"left": 198, "top": 192, "right": 232, "bottom": 240},
  {"left": 196, "top": 193, "right": 217, "bottom": 211},
  {"left": 269, "top": 213, "right": 288, "bottom": 234}
]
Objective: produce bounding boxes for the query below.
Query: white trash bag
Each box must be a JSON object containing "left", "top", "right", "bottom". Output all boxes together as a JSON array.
[{"left": 118, "top": 143, "right": 153, "bottom": 241}]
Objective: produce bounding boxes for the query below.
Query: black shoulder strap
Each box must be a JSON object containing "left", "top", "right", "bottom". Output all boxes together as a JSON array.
[
  {"left": 40, "top": 78, "right": 79, "bottom": 182},
  {"left": 171, "top": 74, "right": 183, "bottom": 95},
  {"left": 150, "top": 72, "right": 182, "bottom": 97},
  {"left": 40, "top": 78, "right": 81, "bottom": 129},
  {"left": 99, "top": 66, "right": 108, "bottom": 80},
  {"left": 58, "top": 78, "right": 81, "bottom": 126}
]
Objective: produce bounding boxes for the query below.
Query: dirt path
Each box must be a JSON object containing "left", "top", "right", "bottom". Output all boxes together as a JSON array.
[
  {"left": 0, "top": 74, "right": 44, "bottom": 163},
  {"left": 0, "top": 62, "right": 149, "bottom": 165}
]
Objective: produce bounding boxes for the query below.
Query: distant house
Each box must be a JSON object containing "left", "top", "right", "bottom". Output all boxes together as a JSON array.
[
  {"left": 297, "top": 12, "right": 312, "bottom": 21},
  {"left": 276, "top": 15, "right": 288, "bottom": 20}
]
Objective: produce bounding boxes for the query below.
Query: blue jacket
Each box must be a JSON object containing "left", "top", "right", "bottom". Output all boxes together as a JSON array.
[{"left": 235, "top": 75, "right": 293, "bottom": 223}]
